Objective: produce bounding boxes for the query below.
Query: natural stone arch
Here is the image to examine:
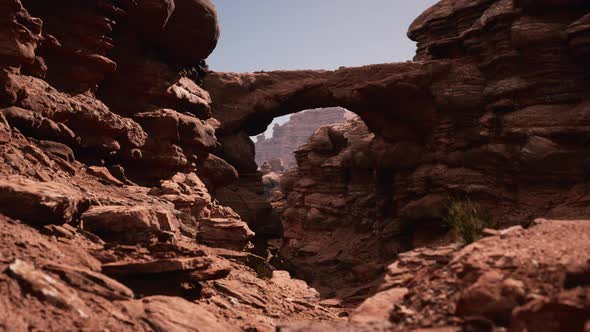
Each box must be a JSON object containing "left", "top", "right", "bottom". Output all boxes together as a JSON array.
[
  {"left": 201, "top": 61, "right": 486, "bottom": 232},
  {"left": 202, "top": 62, "right": 457, "bottom": 143}
]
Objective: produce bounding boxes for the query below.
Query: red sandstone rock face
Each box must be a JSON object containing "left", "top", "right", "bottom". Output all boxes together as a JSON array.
[
  {"left": 1, "top": 0, "right": 590, "bottom": 330},
  {"left": 279, "top": 219, "right": 590, "bottom": 331},
  {"left": 0, "top": 1, "right": 338, "bottom": 329},
  {"left": 204, "top": 0, "right": 590, "bottom": 243},
  {"left": 0, "top": 122, "right": 339, "bottom": 331},
  {"left": 276, "top": 118, "right": 402, "bottom": 299},
  {"left": 200, "top": 2, "right": 590, "bottom": 326}
]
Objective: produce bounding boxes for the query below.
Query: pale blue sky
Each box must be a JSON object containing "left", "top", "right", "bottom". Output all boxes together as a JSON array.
[{"left": 207, "top": 0, "right": 438, "bottom": 138}]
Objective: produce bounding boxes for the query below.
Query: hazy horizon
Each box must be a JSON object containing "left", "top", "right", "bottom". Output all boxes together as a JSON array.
[{"left": 207, "top": 1, "right": 438, "bottom": 139}]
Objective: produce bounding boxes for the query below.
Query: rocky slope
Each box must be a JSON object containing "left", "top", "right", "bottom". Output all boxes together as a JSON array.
[
  {"left": 254, "top": 107, "right": 353, "bottom": 168},
  {"left": 0, "top": 0, "right": 340, "bottom": 330},
  {"left": 0, "top": 0, "right": 589, "bottom": 331},
  {"left": 279, "top": 219, "right": 590, "bottom": 331}
]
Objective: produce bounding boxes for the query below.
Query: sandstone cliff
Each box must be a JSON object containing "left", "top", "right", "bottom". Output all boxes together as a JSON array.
[
  {"left": 0, "top": 0, "right": 339, "bottom": 330},
  {"left": 254, "top": 107, "right": 353, "bottom": 168},
  {"left": 0, "top": 0, "right": 588, "bottom": 331}
]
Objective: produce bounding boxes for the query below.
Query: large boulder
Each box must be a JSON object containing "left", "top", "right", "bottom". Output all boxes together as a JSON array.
[
  {"left": 134, "top": 109, "right": 217, "bottom": 152},
  {"left": 130, "top": 0, "right": 176, "bottom": 38},
  {"left": 195, "top": 153, "right": 239, "bottom": 191},
  {"left": 153, "top": 0, "right": 220, "bottom": 65}
]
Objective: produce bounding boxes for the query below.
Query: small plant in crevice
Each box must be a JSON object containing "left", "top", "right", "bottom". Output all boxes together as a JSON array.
[{"left": 444, "top": 198, "right": 494, "bottom": 244}]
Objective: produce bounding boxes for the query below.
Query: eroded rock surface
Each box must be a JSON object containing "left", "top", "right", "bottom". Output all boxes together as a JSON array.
[
  {"left": 1, "top": 0, "right": 590, "bottom": 331},
  {"left": 255, "top": 107, "right": 353, "bottom": 168},
  {"left": 203, "top": 0, "right": 590, "bottom": 305}
]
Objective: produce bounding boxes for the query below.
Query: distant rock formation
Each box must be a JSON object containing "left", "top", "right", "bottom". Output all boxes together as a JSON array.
[{"left": 254, "top": 108, "right": 353, "bottom": 168}]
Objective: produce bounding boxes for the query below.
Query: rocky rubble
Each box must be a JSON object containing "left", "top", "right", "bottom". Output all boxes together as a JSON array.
[
  {"left": 279, "top": 219, "right": 590, "bottom": 331},
  {"left": 0, "top": 0, "right": 589, "bottom": 331},
  {"left": 0, "top": 0, "right": 341, "bottom": 330}
]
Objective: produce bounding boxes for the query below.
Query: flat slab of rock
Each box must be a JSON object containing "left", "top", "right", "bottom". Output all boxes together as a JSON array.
[
  {"left": 7, "top": 259, "right": 89, "bottom": 318},
  {"left": 87, "top": 166, "right": 124, "bottom": 186},
  {"left": 197, "top": 217, "right": 254, "bottom": 250},
  {"left": 81, "top": 205, "right": 180, "bottom": 244},
  {"left": 122, "top": 296, "right": 237, "bottom": 332},
  {"left": 0, "top": 177, "right": 80, "bottom": 225},
  {"left": 44, "top": 263, "right": 134, "bottom": 300},
  {"left": 102, "top": 257, "right": 210, "bottom": 276}
]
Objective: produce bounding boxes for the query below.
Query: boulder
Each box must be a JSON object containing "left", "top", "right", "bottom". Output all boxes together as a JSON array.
[
  {"left": 153, "top": 0, "right": 220, "bottom": 65},
  {"left": 196, "top": 154, "right": 239, "bottom": 191},
  {"left": 197, "top": 218, "right": 254, "bottom": 250},
  {"left": 308, "top": 126, "right": 334, "bottom": 152},
  {"left": 456, "top": 271, "right": 526, "bottom": 325},
  {"left": 220, "top": 131, "right": 258, "bottom": 173},
  {"left": 132, "top": 296, "right": 237, "bottom": 332},
  {"left": 130, "top": 0, "right": 175, "bottom": 37},
  {"left": 511, "top": 288, "right": 590, "bottom": 332},
  {"left": 0, "top": 177, "right": 80, "bottom": 225},
  {"left": 81, "top": 206, "right": 180, "bottom": 244},
  {"left": 0, "top": 107, "right": 77, "bottom": 145},
  {"left": 44, "top": 263, "right": 134, "bottom": 301},
  {"left": 134, "top": 109, "right": 217, "bottom": 151},
  {"left": 262, "top": 172, "right": 280, "bottom": 189},
  {"left": 7, "top": 259, "right": 89, "bottom": 318},
  {"left": 350, "top": 287, "right": 408, "bottom": 323}
]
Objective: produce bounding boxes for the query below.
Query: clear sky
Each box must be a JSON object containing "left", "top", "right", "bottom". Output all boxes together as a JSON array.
[{"left": 206, "top": 0, "right": 439, "bottom": 138}]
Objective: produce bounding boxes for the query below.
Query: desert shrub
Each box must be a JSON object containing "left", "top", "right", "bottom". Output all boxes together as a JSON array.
[{"left": 444, "top": 199, "right": 493, "bottom": 244}]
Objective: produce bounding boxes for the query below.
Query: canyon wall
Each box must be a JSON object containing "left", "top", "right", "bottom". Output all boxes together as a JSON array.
[
  {"left": 203, "top": 0, "right": 590, "bottom": 299},
  {"left": 254, "top": 107, "right": 352, "bottom": 168},
  {"left": 0, "top": 0, "right": 341, "bottom": 330},
  {"left": 0, "top": 0, "right": 589, "bottom": 331}
]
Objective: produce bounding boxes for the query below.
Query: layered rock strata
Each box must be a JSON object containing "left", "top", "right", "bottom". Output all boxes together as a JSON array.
[
  {"left": 1, "top": 0, "right": 590, "bottom": 331},
  {"left": 0, "top": 0, "right": 342, "bottom": 330},
  {"left": 279, "top": 219, "right": 590, "bottom": 331},
  {"left": 196, "top": 8, "right": 590, "bottom": 330},
  {"left": 254, "top": 107, "right": 353, "bottom": 168},
  {"left": 203, "top": 0, "right": 590, "bottom": 295}
]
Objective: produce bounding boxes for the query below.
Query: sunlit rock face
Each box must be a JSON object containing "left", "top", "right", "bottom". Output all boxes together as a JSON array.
[
  {"left": 254, "top": 107, "right": 353, "bottom": 168},
  {"left": 3, "top": 0, "right": 224, "bottom": 185},
  {"left": 203, "top": 0, "right": 590, "bottom": 296},
  {"left": 1, "top": 0, "right": 590, "bottom": 330},
  {"left": 0, "top": 0, "right": 340, "bottom": 330}
]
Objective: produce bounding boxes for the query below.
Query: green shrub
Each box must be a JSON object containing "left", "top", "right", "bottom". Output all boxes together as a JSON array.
[{"left": 444, "top": 199, "right": 492, "bottom": 244}]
